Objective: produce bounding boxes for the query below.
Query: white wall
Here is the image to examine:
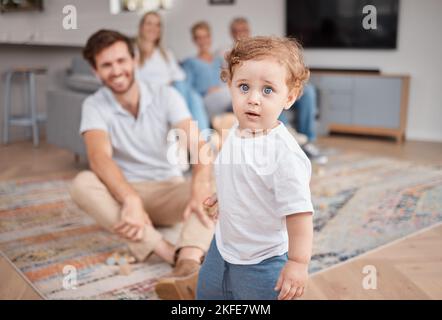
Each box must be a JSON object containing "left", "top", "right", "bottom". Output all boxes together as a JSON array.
[
  {"left": 0, "top": 0, "right": 137, "bottom": 45},
  {"left": 0, "top": 0, "right": 284, "bottom": 54},
  {"left": 0, "top": 0, "right": 285, "bottom": 142},
  {"left": 161, "top": 0, "right": 285, "bottom": 60},
  {"left": 0, "top": 0, "right": 441, "bottom": 142}
]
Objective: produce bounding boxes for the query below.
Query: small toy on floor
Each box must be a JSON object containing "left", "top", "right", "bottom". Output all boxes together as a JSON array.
[
  {"left": 106, "top": 251, "right": 136, "bottom": 266},
  {"left": 313, "top": 166, "right": 326, "bottom": 177},
  {"left": 119, "top": 263, "right": 132, "bottom": 276}
]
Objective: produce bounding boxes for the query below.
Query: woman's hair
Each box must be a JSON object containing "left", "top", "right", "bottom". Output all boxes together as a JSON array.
[
  {"left": 191, "top": 21, "right": 211, "bottom": 39},
  {"left": 83, "top": 29, "right": 135, "bottom": 69},
  {"left": 137, "top": 11, "right": 169, "bottom": 65},
  {"left": 221, "top": 36, "right": 310, "bottom": 95}
]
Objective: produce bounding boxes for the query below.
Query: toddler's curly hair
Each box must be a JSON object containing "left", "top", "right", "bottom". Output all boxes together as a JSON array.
[{"left": 221, "top": 36, "right": 310, "bottom": 95}]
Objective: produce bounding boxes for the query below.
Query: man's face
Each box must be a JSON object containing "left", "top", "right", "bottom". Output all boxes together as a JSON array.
[
  {"left": 94, "top": 41, "right": 136, "bottom": 95},
  {"left": 231, "top": 22, "right": 250, "bottom": 41}
]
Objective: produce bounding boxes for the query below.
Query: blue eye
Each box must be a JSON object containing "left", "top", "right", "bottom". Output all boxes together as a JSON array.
[
  {"left": 239, "top": 84, "right": 249, "bottom": 93},
  {"left": 263, "top": 87, "right": 273, "bottom": 95}
]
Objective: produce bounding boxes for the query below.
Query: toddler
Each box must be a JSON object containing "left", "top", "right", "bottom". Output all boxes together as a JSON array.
[{"left": 197, "top": 36, "right": 314, "bottom": 300}]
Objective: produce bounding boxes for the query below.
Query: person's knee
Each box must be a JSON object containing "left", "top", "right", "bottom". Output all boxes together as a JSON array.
[{"left": 69, "top": 170, "right": 98, "bottom": 203}]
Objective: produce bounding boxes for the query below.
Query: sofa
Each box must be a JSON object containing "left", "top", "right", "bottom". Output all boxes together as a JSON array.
[{"left": 46, "top": 57, "right": 101, "bottom": 157}]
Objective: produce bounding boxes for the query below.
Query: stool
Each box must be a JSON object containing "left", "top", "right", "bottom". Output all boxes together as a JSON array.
[{"left": 3, "top": 67, "right": 47, "bottom": 147}]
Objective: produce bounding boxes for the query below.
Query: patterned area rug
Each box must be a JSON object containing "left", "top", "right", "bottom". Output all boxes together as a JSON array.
[
  {"left": 309, "top": 151, "right": 442, "bottom": 273},
  {"left": 1, "top": 151, "right": 441, "bottom": 299}
]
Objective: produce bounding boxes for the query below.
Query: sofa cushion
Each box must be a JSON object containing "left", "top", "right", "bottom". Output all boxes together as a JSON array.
[{"left": 71, "top": 56, "right": 95, "bottom": 75}]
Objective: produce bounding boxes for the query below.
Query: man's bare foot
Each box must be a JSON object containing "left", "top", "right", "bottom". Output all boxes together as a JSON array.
[{"left": 153, "top": 239, "right": 175, "bottom": 265}]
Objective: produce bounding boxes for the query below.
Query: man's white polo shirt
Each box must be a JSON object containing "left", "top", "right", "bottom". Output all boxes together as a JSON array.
[{"left": 79, "top": 81, "right": 191, "bottom": 182}]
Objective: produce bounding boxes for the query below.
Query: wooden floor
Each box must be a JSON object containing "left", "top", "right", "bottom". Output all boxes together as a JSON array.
[
  {"left": 0, "top": 135, "right": 441, "bottom": 300},
  {"left": 319, "top": 133, "right": 442, "bottom": 166},
  {"left": 303, "top": 223, "right": 442, "bottom": 300},
  {"left": 0, "top": 252, "right": 41, "bottom": 300},
  {"left": 0, "top": 141, "right": 87, "bottom": 181}
]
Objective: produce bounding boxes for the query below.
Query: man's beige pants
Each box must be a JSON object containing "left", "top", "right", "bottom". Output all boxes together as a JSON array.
[{"left": 69, "top": 171, "right": 214, "bottom": 261}]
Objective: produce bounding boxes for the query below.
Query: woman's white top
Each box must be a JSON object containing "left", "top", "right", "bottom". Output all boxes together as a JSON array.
[{"left": 136, "top": 48, "right": 185, "bottom": 86}]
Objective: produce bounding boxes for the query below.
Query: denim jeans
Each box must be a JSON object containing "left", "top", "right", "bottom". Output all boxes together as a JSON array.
[
  {"left": 173, "top": 80, "right": 210, "bottom": 131},
  {"left": 196, "top": 238, "right": 288, "bottom": 300},
  {"left": 278, "top": 111, "right": 289, "bottom": 125},
  {"left": 292, "top": 83, "right": 317, "bottom": 142}
]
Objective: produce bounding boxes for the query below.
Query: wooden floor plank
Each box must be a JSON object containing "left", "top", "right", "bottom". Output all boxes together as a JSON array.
[{"left": 0, "top": 254, "right": 42, "bottom": 300}]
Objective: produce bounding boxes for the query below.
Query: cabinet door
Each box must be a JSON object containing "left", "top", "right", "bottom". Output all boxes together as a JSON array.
[
  {"left": 323, "top": 91, "right": 353, "bottom": 124},
  {"left": 315, "top": 75, "right": 354, "bottom": 126},
  {"left": 352, "top": 78, "right": 402, "bottom": 128}
]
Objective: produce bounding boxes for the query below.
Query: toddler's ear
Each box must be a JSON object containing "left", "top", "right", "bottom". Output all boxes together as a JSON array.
[{"left": 284, "top": 88, "right": 299, "bottom": 110}]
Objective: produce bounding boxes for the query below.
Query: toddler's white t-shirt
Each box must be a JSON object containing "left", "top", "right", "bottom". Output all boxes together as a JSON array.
[{"left": 214, "top": 122, "right": 314, "bottom": 265}]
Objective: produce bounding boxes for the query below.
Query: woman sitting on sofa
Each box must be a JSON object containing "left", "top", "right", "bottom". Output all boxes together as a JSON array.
[
  {"left": 136, "top": 11, "right": 210, "bottom": 131},
  {"left": 182, "top": 21, "right": 232, "bottom": 122}
]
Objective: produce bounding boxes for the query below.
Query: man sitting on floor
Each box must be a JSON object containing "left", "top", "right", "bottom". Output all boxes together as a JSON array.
[{"left": 69, "top": 29, "right": 214, "bottom": 300}]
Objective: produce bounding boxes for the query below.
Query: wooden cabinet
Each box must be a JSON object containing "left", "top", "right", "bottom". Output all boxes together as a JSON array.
[{"left": 310, "top": 72, "right": 410, "bottom": 143}]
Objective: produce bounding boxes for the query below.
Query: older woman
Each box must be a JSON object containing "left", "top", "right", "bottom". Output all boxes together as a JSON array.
[
  {"left": 182, "top": 21, "right": 232, "bottom": 121},
  {"left": 136, "top": 11, "right": 210, "bottom": 131}
]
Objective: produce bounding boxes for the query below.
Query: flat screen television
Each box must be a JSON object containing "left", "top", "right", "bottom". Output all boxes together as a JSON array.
[{"left": 286, "top": 0, "right": 399, "bottom": 49}]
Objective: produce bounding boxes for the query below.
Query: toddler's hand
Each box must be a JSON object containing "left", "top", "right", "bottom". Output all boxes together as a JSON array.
[
  {"left": 203, "top": 193, "right": 218, "bottom": 220},
  {"left": 274, "top": 260, "right": 309, "bottom": 300}
]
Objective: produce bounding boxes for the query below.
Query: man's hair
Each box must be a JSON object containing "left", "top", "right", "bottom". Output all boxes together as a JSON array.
[
  {"left": 83, "top": 29, "right": 135, "bottom": 69},
  {"left": 191, "top": 21, "right": 211, "bottom": 39},
  {"left": 221, "top": 36, "right": 310, "bottom": 95}
]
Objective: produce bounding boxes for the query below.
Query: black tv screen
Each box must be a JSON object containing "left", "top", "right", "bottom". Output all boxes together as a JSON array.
[{"left": 286, "top": 0, "right": 399, "bottom": 49}]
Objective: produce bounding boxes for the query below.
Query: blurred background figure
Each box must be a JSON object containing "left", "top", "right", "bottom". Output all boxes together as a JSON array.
[
  {"left": 230, "top": 17, "right": 251, "bottom": 42},
  {"left": 182, "top": 21, "right": 232, "bottom": 122},
  {"left": 136, "top": 11, "right": 210, "bottom": 131}
]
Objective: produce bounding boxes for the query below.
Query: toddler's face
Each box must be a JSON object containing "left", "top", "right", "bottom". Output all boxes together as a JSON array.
[{"left": 228, "top": 57, "right": 297, "bottom": 133}]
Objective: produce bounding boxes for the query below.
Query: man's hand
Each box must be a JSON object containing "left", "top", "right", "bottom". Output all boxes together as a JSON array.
[
  {"left": 113, "top": 195, "right": 151, "bottom": 241},
  {"left": 274, "top": 260, "right": 309, "bottom": 300},
  {"left": 183, "top": 183, "right": 214, "bottom": 228}
]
